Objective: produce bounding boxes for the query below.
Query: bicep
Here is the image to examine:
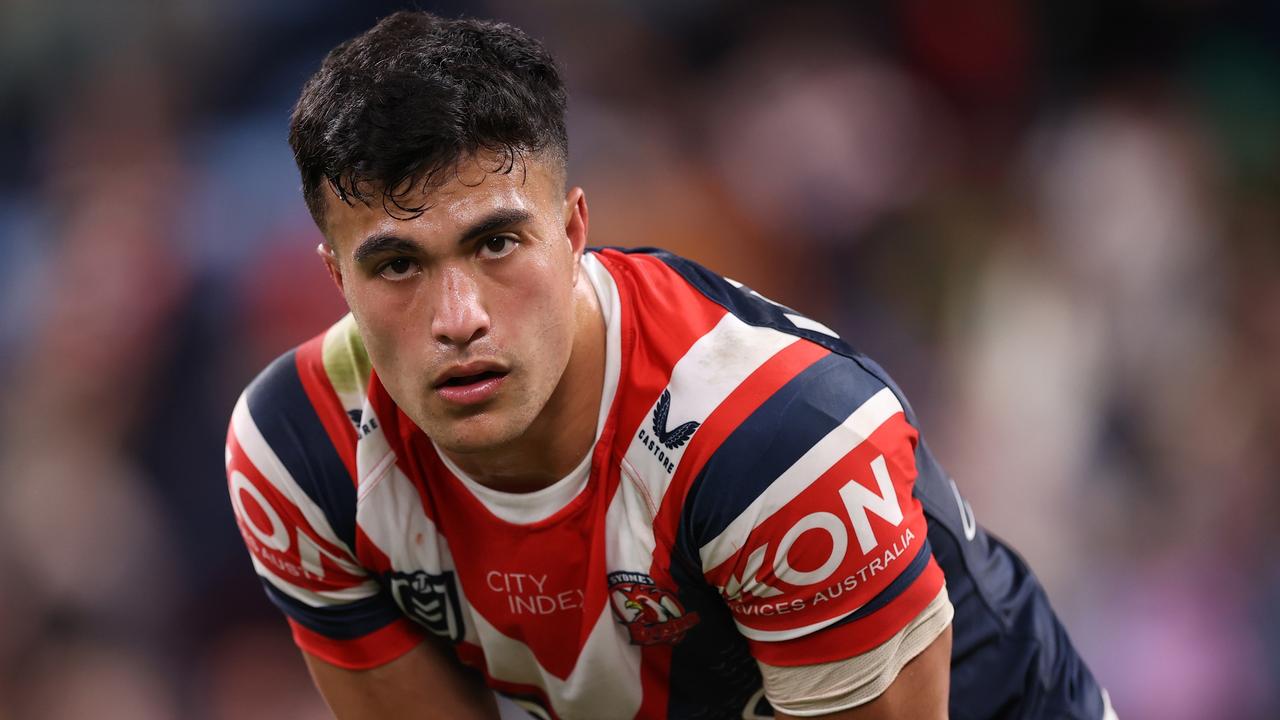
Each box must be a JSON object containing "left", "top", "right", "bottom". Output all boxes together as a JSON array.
[
  {"left": 689, "top": 360, "right": 956, "bottom": 716},
  {"left": 305, "top": 636, "right": 500, "bottom": 720},
  {"left": 773, "top": 624, "right": 952, "bottom": 720}
]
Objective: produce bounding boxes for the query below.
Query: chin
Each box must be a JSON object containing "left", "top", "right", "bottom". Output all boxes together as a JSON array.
[{"left": 423, "top": 414, "right": 527, "bottom": 455}]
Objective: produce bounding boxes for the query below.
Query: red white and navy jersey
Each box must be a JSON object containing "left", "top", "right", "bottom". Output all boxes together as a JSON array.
[{"left": 226, "top": 247, "right": 1108, "bottom": 719}]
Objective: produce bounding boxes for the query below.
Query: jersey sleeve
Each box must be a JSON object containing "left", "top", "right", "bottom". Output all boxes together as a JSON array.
[
  {"left": 225, "top": 351, "right": 425, "bottom": 669},
  {"left": 695, "top": 355, "right": 947, "bottom": 668}
]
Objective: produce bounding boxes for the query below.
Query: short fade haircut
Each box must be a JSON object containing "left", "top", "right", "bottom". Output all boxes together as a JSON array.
[{"left": 289, "top": 11, "right": 568, "bottom": 227}]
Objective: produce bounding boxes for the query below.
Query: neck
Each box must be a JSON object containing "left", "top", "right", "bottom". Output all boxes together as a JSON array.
[{"left": 442, "top": 276, "right": 606, "bottom": 493}]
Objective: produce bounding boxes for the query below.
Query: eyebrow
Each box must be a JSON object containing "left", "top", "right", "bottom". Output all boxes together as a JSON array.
[
  {"left": 350, "top": 207, "right": 535, "bottom": 264},
  {"left": 352, "top": 234, "right": 418, "bottom": 264}
]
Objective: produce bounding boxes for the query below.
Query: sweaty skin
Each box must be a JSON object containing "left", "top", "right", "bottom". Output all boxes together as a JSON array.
[{"left": 317, "top": 153, "right": 604, "bottom": 493}]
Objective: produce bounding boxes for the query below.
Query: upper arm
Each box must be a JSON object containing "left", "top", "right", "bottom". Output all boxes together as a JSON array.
[
  {"left": 764, "top": 584, "right": 954, "bottom": 718},
  {"left": 692, "top": 356, "right": 950, "bottom": 711},
  {"left": 225, "top": 353, "right": 424, "bottom": 668},
  {"left": 773, "top": 623, "right": 952, "bottom": 720},
  {"left": 304, "top": 637, "right": 499, "bottom": 720},
  {"left": 228, "top": 346, "right": 498, "bottom": 716}
]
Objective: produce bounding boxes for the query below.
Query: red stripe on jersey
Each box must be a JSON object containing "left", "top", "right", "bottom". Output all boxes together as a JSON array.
[
  {"left": 289, "top": 617, "right": 425, "bottom": 670},
  {"left": 636, "top": 645, "right": 675, "bottom": 719},
  {"left": 417, "top": 437, "right": 603, "bottom": 530},
  {"left": 294, "top": 334, "right": 359, "bottom": 486},
  {"left": 226, "top": 430, "right": 366, "bottom": 592},
  {"left": 455, "top": 643, "right": 565, "bottom": 720},
  {"left": 453, "top": 641, "right": 487, "bottom": 671},
  {"left": 365, "top": 370, "right": 443, "bottom": 527},
  {"left": 402, "top": 415, "right": 639, "bottom": 682},
  {"left": 360, "top": 345, "right": 621, "bottom": 684},
  {"left": 633, "top": 340, "right": 828, "bottom": 715},
  {"left": 748, "top": 558, "right": 945, "bottom": 667},
  {"left": 592, "top": 250, "right": 729, "bottom": 455},
  {"left": 354, "top": 525, "right": 393, "bottom": 575},
  {"left": 350, "top": 372, "right": 440, "bottom": 572},
  {"left": 703, "top": 411, "right": 935, "bottom": 654},
  {"left": 423, "top": 453, "right": 614, "bottom": 680},
  {"left": 647, "top": 339, "right": 831, "bottom": 585}
]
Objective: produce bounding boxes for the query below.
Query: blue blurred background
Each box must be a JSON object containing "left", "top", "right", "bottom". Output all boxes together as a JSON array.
[{"left": 1, "top": 1, "right": 1278, "bottom": 718}]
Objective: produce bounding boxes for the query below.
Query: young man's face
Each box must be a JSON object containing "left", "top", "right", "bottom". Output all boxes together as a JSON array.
[{"left": 319, "top": 153, "right": 588, "bottom": 456}]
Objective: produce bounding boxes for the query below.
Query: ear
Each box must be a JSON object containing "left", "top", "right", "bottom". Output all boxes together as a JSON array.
[
  {"left": 316, "top": 242, "right": 346, "bottom": 295},
  {"left": 563, "top": 186, "right": 589, "bottom": 281}
]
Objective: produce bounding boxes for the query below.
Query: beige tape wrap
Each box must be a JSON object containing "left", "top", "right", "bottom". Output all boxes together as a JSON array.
[{"left": 760, "top": 584, "right": 954, "bottom": 717}]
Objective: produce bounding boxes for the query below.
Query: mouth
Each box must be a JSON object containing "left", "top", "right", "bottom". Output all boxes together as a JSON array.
[
  {"left": 433, "top": 364, "right": 509, "bottom": 406},
  {"left": 438, "top": 370, "right": 506, "bottom": 387}
]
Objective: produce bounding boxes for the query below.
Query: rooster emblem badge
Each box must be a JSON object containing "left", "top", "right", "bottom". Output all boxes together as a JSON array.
[{"left": 608, "top": 571, "right": 700, "bottom": 645}]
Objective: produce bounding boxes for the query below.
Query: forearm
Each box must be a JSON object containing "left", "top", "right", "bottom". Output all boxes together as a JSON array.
[{"left": 304, "top": 640, "right": 500, "bottom": 720}]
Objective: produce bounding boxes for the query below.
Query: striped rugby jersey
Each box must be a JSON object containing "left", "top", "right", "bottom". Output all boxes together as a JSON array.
[{"left": 226, "top": 247, "right": 1107, "bottom": 719}]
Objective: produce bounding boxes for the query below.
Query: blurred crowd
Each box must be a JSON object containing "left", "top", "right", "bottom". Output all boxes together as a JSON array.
[{"left": 1, "top": 1, "right": 1278, "bottom": 718}]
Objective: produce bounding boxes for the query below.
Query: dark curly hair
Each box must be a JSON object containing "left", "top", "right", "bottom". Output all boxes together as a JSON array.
[{"left": 289, "top": 11, "right": 568, "bottom": 227}]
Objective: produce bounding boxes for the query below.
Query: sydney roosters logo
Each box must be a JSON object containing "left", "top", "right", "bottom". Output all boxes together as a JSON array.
[
  {"left": 608, "top": 571, "right": 699, "bottom": 645},
  {"left": 652, "top": 389, "right": 699, "bottom": 449}
]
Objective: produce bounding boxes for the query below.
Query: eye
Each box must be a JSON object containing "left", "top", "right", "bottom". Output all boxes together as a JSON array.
[
  {"left": 377, "top": 257, "right": 419, "bottom": 281},
  {"left": 478, "top": 235, "right": 517, "bottom": 259}
]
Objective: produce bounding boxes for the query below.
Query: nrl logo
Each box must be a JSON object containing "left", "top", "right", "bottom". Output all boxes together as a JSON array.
[
  {"left": 608, "top": 571, "right": 699, "bottom": 646},
  {"left": 652, "top": 389, "right": 699, "bottom": 449},
  {"left": 388, "top": 570, "right": 462, "bottom": 642}
]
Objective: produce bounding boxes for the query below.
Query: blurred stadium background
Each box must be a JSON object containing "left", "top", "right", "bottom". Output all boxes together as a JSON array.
[{"left": 1, "top": 1, "right": 1278, "bottom": 718}]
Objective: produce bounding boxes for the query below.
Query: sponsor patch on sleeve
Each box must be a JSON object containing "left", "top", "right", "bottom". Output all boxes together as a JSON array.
[{"left": 703, "top": 411, "right": 933, "bottom": 645}]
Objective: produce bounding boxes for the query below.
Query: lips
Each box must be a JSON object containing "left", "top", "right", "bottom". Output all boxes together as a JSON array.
[
  {"left": 438, "top": 369, "right": 505, "bottom": 387},
  {"left": 433, "top": 362, "right": 509, "bottom": 406}
]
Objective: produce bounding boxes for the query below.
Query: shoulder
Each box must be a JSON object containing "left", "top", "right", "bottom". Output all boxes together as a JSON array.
[
  {"left": 662, "top": 325, "right": 940, "bottom": 665},
  {"left": 589, "top": 249, "right": 951, "bottom": 669},
  {"left": 236, "top": 313, "right": 371, "bottom": 451},
  {"left": 228, "top": 314, "right": 367, "bottom": 549},
  {"left": 595, "top": 246, "right": 921, "bottom": 531},
  {"left": 595, "top": 246, "right": 916, "bottom": 487},
  {"left": 681, "top": 350, "right": 916, "bottom": 552},
  {"left": 242, "top": 313, "right": 371, "bottom": 421},
  {"left": 225, "top": 322, "right": 421, "bottom": 668},
  {"left": 597, "top": 245, "right": 925, "bottom": 546},
  {"left": 589, "top": 246, "right": 852, "bottom": 355}
]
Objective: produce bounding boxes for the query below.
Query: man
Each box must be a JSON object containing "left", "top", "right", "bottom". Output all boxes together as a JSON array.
[{"left": 225, "top": 11, "right": 1113, "bottom": 719}]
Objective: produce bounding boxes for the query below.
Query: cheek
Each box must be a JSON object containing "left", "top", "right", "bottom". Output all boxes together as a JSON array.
[
  {"left": 349, "top": 295, "right": 422, "bottom": 377},
  {"left": 512, "top": 261, "right": 575, "bottom": 339}
]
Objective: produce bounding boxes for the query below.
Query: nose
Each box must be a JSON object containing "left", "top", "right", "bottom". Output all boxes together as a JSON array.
[{"left": 430, "top": 264, "right": 490, "bottom": 347}]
